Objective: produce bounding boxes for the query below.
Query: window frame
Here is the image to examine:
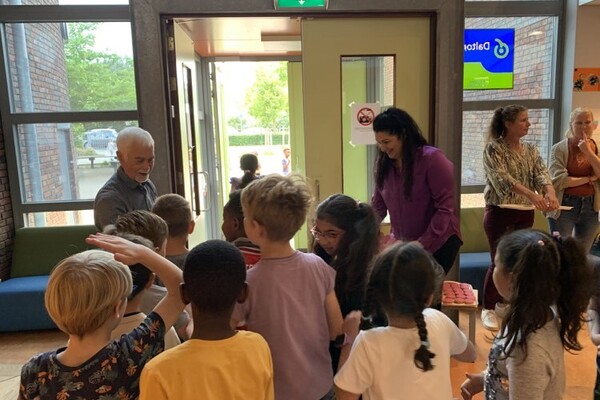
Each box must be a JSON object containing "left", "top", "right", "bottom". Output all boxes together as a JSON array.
[
  {"left": 0, "top": 5, "right": 136, "bottom": 227},
  {"left": 462, "top": 0, "right": 565, "bottom": 195}
]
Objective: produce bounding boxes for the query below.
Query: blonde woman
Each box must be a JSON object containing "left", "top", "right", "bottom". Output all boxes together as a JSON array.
[{"left": 547, "top": 107, "right": 600, "bottom": 253}]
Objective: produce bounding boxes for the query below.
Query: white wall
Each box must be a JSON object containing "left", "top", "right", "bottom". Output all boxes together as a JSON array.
[{"left": 573, "top": 4, "right": 600, "bottom": 135}]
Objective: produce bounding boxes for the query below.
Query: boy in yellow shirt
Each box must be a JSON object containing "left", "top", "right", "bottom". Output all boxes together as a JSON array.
[{"left": 139, "top": 240, "right": 274, "bottom": 400}]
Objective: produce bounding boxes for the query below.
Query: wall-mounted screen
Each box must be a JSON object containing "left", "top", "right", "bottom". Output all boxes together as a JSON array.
[{"left": 464, "top": 28, "right": 515, "bottom": 90}]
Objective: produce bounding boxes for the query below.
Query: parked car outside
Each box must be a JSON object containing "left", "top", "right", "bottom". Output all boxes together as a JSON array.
[{"left": 83, "top": 129, "right": 118, "bottom": 151}]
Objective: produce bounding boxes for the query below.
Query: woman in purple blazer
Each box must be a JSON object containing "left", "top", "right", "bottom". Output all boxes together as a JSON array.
[{"left": 370, "top": 107, "right": 462, "bottom": 274}]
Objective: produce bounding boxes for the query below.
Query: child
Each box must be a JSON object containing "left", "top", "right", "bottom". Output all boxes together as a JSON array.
[
  {"left": 139, "top": 240, "right": 274, "bottom": 399},
  {"left": 232, "top": 174, "right": 344, "bottom": 400},
  {"left": 152, "top": 193, "right": 195, "bottom": 270},
  {"left": 19, "top": 234, "right": 185, "bottom": 400},
  {"left": 222, "top": 190, "right": 261, "bottom": 268},
  {"left": 230, "top": 153, "right": 260, "bottom": 191},
  {"left": 110, "top": 233, "right": 181, "bottom": 350},
  {"left": 311, "top": 194, "right": 380, "bottom": 371},
  {"left": 460, "top": 229, "right": 593, "bottom": 399},
  {"left": 587, "top": 255, "right": 600, "bottom": 400},
  {"left": 104, "top": 210, "right": 191, "bottom": 340},
  {"left": 334, "top": 241, "right": 477, "bottom": 400}
]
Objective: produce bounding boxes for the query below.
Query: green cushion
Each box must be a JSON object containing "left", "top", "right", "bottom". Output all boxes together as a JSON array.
[
  {"left": 10, "top": 225, "right": 98, "bottom": 278},
  {"left": 460, "top": 207, "right": 549, "bottom": 254}
]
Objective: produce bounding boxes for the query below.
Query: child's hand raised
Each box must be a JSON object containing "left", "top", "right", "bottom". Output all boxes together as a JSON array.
[{"left": 86, "top": 233, "right": 153, "bottom": 265}]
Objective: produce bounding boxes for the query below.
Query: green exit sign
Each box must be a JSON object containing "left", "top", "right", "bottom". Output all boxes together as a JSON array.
[{"left": 275, "top": 0, "right": 327, "bottom": 9}]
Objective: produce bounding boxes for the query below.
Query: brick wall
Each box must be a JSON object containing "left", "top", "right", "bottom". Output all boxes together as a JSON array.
[
  {"left": 4, "top": 2, "right": 78, "bottom": 224},
  {"left": 0, "top": 121, "right": 15, "bottom": 281},
  {"left": 462, "top": 17, "right": 555, "bottom": 186}
]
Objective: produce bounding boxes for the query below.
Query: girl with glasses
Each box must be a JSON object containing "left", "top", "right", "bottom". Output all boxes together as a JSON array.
[{"left": 311, "top": 194, "right": 380, "bottom": 372}]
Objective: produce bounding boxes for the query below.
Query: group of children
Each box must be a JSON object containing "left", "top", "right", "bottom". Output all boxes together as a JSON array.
[{"left": 18, "top": 173, "right": 597, "bottom": 400}]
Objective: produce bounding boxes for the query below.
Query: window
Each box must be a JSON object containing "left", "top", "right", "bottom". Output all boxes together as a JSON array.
[
  {"left": 461, "top": 2, "right": 563, "bottom": 208},
  {"left": 0, "top": 5, "right": 136, "bottom": 227}
]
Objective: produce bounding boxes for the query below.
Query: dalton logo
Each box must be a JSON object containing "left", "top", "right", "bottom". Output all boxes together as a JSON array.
[
  {"left": 493, "top": 38, "right": 510, "bottom": 59},
  {"left": 464, "top": 38, "right": 510, "bottom": 60},
  {"left": 463, "top": 28, "right": 515, "bottom": 90}
]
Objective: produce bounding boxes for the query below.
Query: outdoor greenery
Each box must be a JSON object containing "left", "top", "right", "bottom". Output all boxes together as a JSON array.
[
  {"left": 64, "top": 23, "right": 136, "bottom": 147},
  {"left": 229, "top": 133, "right": 288, "bottom": 146},
  {"left": 245, "top": 63, "right": 289, "bottom": 134}
]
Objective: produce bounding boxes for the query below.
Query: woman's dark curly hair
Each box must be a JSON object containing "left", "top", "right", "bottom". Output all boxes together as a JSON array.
[{"left": 372, "top": 107, "right": 427, "bottom": 199}]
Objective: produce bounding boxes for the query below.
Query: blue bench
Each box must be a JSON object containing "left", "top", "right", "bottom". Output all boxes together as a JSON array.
[
  {"left": 458, "top": 207, "right": 549, "bottom": 304},
  {"left": 0, "top": 225, "right": 97, "bottom": 332}
]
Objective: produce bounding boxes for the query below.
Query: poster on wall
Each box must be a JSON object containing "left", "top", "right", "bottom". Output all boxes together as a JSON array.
[
  {"left": 350, "top": 103, "right": 380, "bottom": 144},
  {"left": 573, "top": 68, "right": 600, "bottom": 92},
  {"left": 463, "top": 28, "right": 515, "bottom": 90}
]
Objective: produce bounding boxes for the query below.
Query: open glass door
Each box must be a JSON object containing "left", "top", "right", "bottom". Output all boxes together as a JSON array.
[{"left": 166, "top": 19, "right": 220, "bottom": 244}]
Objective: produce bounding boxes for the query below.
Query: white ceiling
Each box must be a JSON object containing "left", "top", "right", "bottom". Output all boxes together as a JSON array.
[{"left": 176, "top": 17, "right": 302, "bottom": 58}]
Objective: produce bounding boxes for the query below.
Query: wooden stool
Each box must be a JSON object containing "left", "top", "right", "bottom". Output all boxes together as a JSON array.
[{"left": 441, "top": 281, "right": 478, "bottom": 343}]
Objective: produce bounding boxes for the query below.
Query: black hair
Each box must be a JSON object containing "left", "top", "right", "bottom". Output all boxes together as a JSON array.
[
  {"left": 224, "top": 190, "right": 244, "bottom": 222},
  {"left": 183, "top": 240, "right": 246, "bottom": 313},
  {"left": 486, "top": 104, "right": 528, "bottom": 142},
  {"left": 363, "top": 241, "right": 437, "bottom": 371},
  {"left": 372, "top": 107, "right": 427, "bottom": 199},
  {"left": 239, "top": 153, "right": 260, "bottom": 189},
  {"left": 111, "top": 232, "right": 154, "bottom": 301},
  {"left": 312, "top": 194, "right": 379, "bottom": 315},
  {"left": 495, "top": 229, "right": 593, "bottom": 359}
]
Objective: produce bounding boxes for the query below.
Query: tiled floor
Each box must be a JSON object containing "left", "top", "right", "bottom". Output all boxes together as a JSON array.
[{"left": 0, "top": 310, "right": 595, "bottom": 400}]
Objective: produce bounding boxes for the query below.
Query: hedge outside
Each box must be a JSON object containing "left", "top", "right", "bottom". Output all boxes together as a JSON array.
[{"left": 228, "top": 134, "right": 287, "bottom": 146}]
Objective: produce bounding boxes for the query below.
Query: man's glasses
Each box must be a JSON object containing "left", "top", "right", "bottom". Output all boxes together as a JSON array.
[{"left": 310, "top": 227, "right": 342, "bottom": 241}]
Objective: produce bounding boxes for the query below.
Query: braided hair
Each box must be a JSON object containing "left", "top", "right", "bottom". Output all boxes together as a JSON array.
[{"left": 364, "top": 241, "right": 437, "bottom": 371}]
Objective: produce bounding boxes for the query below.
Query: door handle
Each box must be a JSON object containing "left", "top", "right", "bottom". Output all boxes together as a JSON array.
[{"left": 200, "top": 170, "right": 210, "bottom": 212}]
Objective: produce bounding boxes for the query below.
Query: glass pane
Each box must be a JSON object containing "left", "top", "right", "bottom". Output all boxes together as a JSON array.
[
  {"left": 341, "top": 55, "right": 394, "bottom": 202},
  {"left": 214, "top": 61, "right": 291, "bottom": 190},
  {"left": 24, "top": 210, "right": 94, "bottom": 227},
  {"left": 15, "top": 121, "right": 136, "bottom": 203},
  {"left": 0, "top": 0, "right": 128, "bottom": 5},
  {"left": 5, "top": 22, "right": 136, "bottom": 112},
  {"left": 461, "top": 108, "right": 551, "bottom": 186},
  {"left": 464, "top": 17, "right": 556, "bottom": 101}
]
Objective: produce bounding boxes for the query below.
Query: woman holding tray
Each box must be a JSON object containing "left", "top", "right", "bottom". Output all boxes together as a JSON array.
[
  {"left": 547, "top": 107, "right": 600, "bottom": 253},
  {"left": 481, "top": 104, "right": 558, "bottom": 331}
]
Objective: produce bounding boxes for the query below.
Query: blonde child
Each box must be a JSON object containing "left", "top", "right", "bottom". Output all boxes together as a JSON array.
[
  {"left": 232, "top": 174, "right": 343, "bottom": 400},
  {"left": 461, "top": 229, "right": 593, "bottom": 399},
  {"left": 19, "top": 234, "right": 185, "bottom": 399},
  {"left": 335, "top": 241, "right": 477, "bottom": 400}
]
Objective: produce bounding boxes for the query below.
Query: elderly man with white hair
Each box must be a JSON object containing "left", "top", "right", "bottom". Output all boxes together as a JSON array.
[{"left": 94, "top": 127, "right": 158, "bottom": 230}]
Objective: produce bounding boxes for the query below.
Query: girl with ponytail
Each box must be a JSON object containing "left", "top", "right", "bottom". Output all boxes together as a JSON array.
[
  {"left": 311, "top": 194, "right": 380, "bottom": 371},
  {"left": 461, "top": 229, "right": 593, "bottom": 399},
  {"left": 334, "top": 241, "right": 476, "bottom": 400}
]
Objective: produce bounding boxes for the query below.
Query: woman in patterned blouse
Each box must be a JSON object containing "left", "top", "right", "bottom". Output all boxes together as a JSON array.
[{"left": 481, "top": 105, "right": 559, "bottom": 331}]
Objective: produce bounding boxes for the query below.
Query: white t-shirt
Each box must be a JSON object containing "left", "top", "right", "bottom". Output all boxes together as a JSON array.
[{"left": 334, "top": 308, "right": 468, "bottom": 400}]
